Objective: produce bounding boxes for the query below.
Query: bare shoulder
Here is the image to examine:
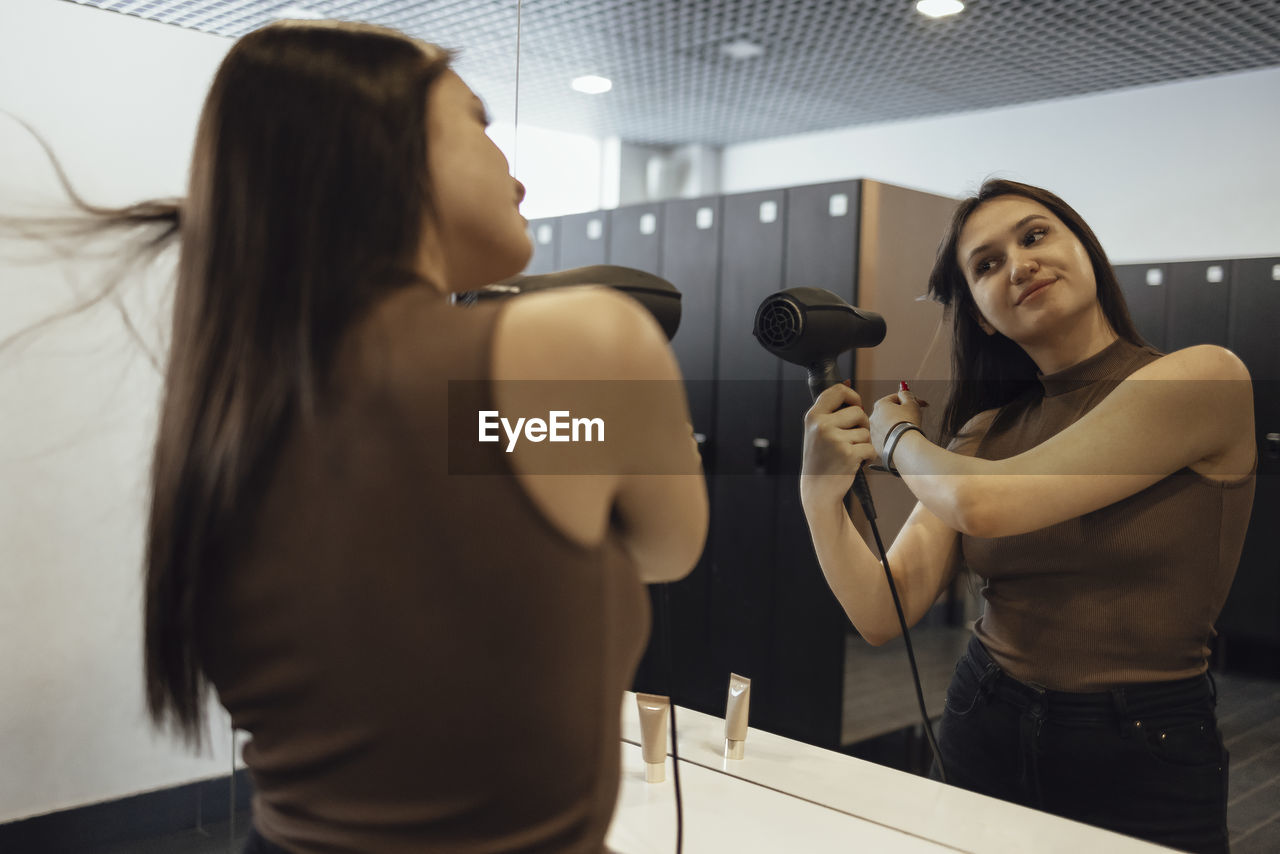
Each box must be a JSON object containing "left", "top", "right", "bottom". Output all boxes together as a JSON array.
[
  {"left": 487, "top": 286, "right": 693, "bottom": 550},
  {"left": 1130, "top": 344, "right": 1252, "bottom": 383},
  {"left": 1134, "top": 345, "right": 1255, "bottom": 479},
  {"left": 492, "top": 286, "right": 677, "bottom": 383}
]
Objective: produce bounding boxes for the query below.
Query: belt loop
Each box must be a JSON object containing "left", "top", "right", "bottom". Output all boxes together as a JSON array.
[
  {"left": 978, "top": 660, "right": 1000, "bottom": 696},
  {"left": 1111, "top": 686, "right": 1141, "bottom": 737},
  {"left": 1110, "top": 687, "right": 1129, "bottom": 717}
]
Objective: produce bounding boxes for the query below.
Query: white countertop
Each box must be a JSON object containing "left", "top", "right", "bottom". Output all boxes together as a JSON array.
[
  {"left": 612, "top": 692, "right": 1175, "bottom": 854},
  {"left": 608, "top": 741, "right": 951, "bottom": 853}
]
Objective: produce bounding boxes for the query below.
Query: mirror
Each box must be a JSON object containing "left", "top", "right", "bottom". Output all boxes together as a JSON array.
[{"left": 502, "top": 0, "right": 1279, "bottom": 822}]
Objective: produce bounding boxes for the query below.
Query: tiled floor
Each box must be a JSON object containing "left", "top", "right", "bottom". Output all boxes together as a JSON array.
[
  {"left": 86, "top": 814, "right": 249, "bottom": 854},
  {"left": 1218, "top": 672, "right": 1280, "bottom": 853}
]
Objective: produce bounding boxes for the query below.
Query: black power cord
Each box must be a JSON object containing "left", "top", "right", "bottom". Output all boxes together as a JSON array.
[
  {"left": 647, "top": 453, "right": 941, "bottom": 854},
  {"left": 848, "top": 469, "right": 946, "bottom": 783},
  {"left": 657, "top": 583, "right": 683, "bottom": 854},
  {"left": 750, "top": 287, "right": 945, "bottom": 782}
]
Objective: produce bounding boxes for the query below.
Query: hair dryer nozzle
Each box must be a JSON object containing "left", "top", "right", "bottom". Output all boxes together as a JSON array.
[{"left": 753, "top": 287, "right": 885, "bottom": 369}]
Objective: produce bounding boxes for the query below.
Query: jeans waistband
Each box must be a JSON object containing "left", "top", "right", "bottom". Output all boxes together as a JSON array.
[{"left": 964, "top": 635, "right": 1215, "bottom": 720}]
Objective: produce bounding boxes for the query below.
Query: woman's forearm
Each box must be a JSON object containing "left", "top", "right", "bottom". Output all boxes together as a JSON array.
[
  {"left": 801, "top": 488, "right": 913, "bottom": 645},
  {"left": 892, "top": 431, "right": 982, "bottom": 536}
]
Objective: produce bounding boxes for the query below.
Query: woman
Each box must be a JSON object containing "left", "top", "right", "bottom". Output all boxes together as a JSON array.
[
  {"left": 32, "top": 19, "right": 707, "bottom": 854},
  {"left": 800, "top": 179, "right": 1254, "bottom": 853}
]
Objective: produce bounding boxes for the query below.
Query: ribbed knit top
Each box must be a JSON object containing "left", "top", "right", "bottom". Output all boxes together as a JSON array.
[
  {"left": 953, "top": 337, "right": 1256, "bottom": 691},
  {"left": 202, "top": 288, "right": 649, "bottom": 853}
]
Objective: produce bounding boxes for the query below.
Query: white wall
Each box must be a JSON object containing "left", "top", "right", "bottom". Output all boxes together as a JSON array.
[
  {"left": 0, "top": 0, "right": 239, "bottom": 824},
  {"left": 0, "top": 0, "right": 605, "bottom": 825},
  {"left": 487, "top": 122, "right": 604, "bottom": 218},
  {"left": 722, "top": 66, "right": 1280, "bottom": 263}
]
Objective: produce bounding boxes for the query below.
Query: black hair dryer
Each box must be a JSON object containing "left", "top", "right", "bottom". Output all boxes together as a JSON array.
[
  {"left": 753, "top": 286, "right": 886, "bottom": 516},
  {"left": 461, "top": 264, "right": 682, "bottom": 342}
]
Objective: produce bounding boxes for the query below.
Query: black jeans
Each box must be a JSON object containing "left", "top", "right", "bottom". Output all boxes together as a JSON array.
[{"left": 931, "top": 636, "right": 1229, "bottom": 854}]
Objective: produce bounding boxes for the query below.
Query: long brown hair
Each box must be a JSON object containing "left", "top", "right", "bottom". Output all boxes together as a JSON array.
[
  {"left": 928, "top": 179, "right": 1149, "bottom": 447},
  {"left": 132, "top": 22, "right": 453, "bottom": 742}
]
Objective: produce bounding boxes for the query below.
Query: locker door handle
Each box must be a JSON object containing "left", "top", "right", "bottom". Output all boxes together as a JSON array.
[
  {"left": 752, "top": 437, "right": 772, "bottom": 473},
  {"left": 1265, "top": 433, "right": 1280, "bottom": 462}
]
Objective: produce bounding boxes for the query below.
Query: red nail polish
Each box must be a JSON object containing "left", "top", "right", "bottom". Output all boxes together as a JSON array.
[{"left": 899, "top": 381, "right": 911, "bottom": 393}]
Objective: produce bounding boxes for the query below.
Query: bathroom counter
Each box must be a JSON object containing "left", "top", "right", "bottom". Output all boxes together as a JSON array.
[{"left": 610, "top": 692, "right": 1174, "bottom": 853}]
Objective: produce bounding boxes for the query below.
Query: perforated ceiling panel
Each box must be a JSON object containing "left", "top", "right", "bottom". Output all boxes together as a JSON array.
[{"left": 66, "top": 0, "right": 1280, "bottom": 145}]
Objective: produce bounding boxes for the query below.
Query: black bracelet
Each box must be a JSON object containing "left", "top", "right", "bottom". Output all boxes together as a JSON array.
[{"left": 883, "top": 422, "right": 924, "bottom": 477}]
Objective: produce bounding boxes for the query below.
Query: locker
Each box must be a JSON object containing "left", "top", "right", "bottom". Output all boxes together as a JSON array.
[
  {"left": 1115, "top": 263, "right": 1168, "bottom": 352},
  {"left": 1218, "top": 256, "right": 1280, "bottom": 647},
  {"left": 558, "top": 211, "right": 609, "bottom": 269},
  {"left": 709, "top": 188, "right": 788, "bottom": 729},
  {"left": 607, "top": 204, "right": 663, "bottom": 275},
  {"left": 1166, "top": 260, "right": 1231, "bottom": 350},
  {"left": 523, "top": 217, "right": 559, "bottom": 274},
  {"left": 620, "top": 181, "right": 957, "bottom": 749},
  {"left": 629, "top": 198, "right": 722, "bottom": 715},
  {"left": 768, "top": 181, "right": 864, "bottom": 746}
]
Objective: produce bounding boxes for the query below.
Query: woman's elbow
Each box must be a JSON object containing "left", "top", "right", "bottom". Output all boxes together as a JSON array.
[
  {"left": 951, "top": 479, "right": 997, "bottom": 539},
  {"left": 859, "top": 626, "right": 901, "bottom": 647},
  {"left": 637, "top": 538, "right": 707, "bottom": 584},
  {"left": 637, "top": 488, "right": 709, "bottom": 583}
]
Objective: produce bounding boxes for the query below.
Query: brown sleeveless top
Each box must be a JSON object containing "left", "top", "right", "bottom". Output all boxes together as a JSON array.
[
  {"left": 953, "top": 337, "right": 1256, "bottom": 691},
  {"left": 202, "top": 287, "right": 649, "bottom": 853}
]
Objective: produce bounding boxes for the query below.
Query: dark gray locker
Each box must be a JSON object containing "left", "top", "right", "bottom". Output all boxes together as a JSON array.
[
  {"left": 630, "top": 199, "right": 720, "bottom": 714},
  {"left": 766, "top": 180, "right": 864, "bottom": 747},
  {"left": 1228, "top": 257, "right": 1280, "bottom": 384},
  {"left": 1166, "top": 260, "right": 1231, "bottom": 350},
  {"left": 710, "top": 189, "right": 787, "bottom": 726},
  {"left": 558, "top": 211, "right": 609, "bottom": 269},
  {"left": 1115, "top": 263, "right": 1168, "bottom": 352},
  {"left": 1218, "top": 257, "right": 1280, "bottom": 647},
  {"left": 523, "top": 217, "right": 559, "bottom": 274},
  {"left": 607, "top": 204, "right": 663, "bottom": 274},
  {"left": 662, "top": 198, "right": 723, "bottom": 430}
]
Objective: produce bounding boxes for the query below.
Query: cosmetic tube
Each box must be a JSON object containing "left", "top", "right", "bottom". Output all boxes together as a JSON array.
[
  {"left": 724, "top": 673, "right": 751, "bottom": 759},
  {"left": 635, "top": 693, "right": 669, "bottom": 783}
]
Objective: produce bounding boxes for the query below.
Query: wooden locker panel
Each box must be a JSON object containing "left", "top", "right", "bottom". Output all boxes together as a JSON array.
[
  {"left": 1166, "top": 260, "right": 1231, "bottom": 350},
  {"left": 1218, "top": 257, "right": 1280, "bottom": 646},
  {"left": 558, "top": 211, "right": 609, "bottom": 269},
  {"left": 607, "top": 204, "right": 663, "bottom": 275},
  {"left": 849, "top": 181, "right": 958, "bottom": 573},
  {"left": 711, "top": 189, "right": 787, "bottom": 729},
  {"left": 523, "top": 217, "right": 559, "bottom": 274},
  {"left": 1115, "top": 263, "right": 1169, "bottom": 352},
  {"left": 844, "top": 182, "right": 960, "bottom": 747}
]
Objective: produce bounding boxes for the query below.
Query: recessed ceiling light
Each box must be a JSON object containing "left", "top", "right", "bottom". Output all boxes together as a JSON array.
[
  {"left": 275, "top": 4, "right": 325, "bottom": 19},
  {"left": 720, "top": 39, "right": 765, "bottom": 60},
  {"left": 571, "top": 75, "right": 613, "bottom": 95},
  {"left": 916, "top": 0, "right": 965, "bottom": 19}
]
